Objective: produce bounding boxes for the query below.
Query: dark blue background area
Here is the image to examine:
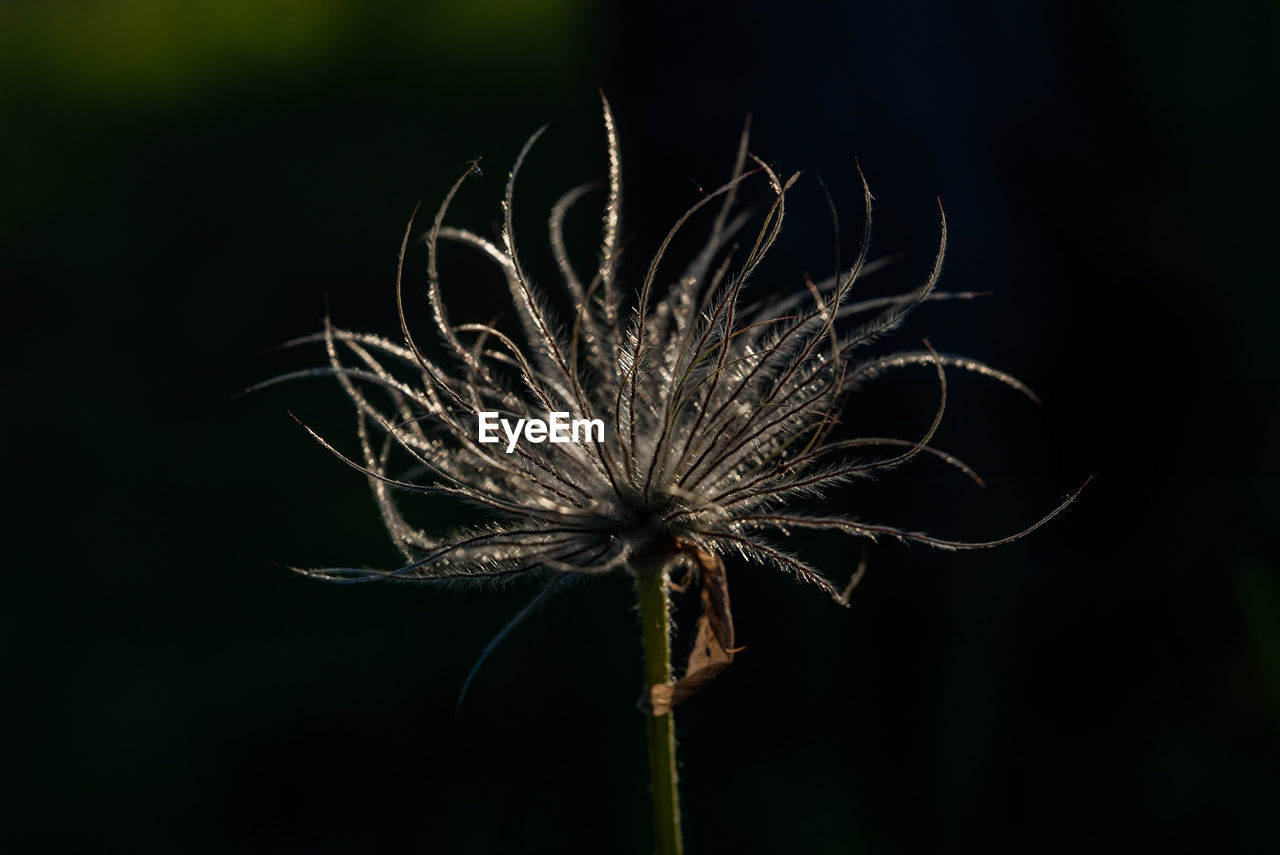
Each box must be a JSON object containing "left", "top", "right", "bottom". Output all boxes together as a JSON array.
[{"left": 3, "top": 1, "right": 1277, "bottom": 852}]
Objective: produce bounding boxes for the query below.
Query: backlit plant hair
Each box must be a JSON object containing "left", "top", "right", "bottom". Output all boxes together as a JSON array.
[{"left": 255, "top": 94, "right": 1086, "bottom": 855}]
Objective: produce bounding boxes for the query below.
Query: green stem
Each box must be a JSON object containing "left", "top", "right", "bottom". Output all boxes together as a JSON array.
[{"left": 634, "top": 562, "right": 683, "bottom": 855}]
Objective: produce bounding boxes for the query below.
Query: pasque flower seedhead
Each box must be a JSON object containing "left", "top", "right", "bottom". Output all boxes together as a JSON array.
[
  {"left": 255, "top": 95, "right": 1087, "bottom": 854},
  {"left": 259, "top": 94, "right": 1084, "bottom": 610}
]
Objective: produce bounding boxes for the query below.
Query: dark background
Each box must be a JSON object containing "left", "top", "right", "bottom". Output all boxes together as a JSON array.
[{"left": 4, "top": 1, "right": 1277, "bottom": 852}]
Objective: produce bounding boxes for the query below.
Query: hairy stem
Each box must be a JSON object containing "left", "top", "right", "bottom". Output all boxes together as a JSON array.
[{"left": 634, "top": 561, "right": 683, "bottom": 855}]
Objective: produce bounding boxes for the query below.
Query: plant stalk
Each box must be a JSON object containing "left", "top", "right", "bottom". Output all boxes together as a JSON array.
[{"left": 635, "top": 563, "right": 683, "bottom": 855}]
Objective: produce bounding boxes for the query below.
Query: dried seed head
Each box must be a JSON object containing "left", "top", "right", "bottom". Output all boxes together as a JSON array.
[{"left": 257, "top": 95, "right": 1086, "bottom": 602}]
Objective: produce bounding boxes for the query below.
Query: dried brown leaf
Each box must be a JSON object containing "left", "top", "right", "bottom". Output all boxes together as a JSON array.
[{"left": 641, "top": 543, "right": 739, "bottom": 715}]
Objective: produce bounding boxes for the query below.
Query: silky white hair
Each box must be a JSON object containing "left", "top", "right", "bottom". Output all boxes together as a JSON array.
[{"left": 256, "top": 95, "right": 1084, "bottom": 601}]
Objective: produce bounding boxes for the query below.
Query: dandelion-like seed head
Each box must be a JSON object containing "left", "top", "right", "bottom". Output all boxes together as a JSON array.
[{"left": 261, "top": 95, "right": 1083, "bottom": 623}]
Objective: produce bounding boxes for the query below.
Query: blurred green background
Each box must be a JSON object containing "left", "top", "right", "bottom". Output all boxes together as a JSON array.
[{"left": 3, "top": 1, "right": 1277, "bottom": 852}]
